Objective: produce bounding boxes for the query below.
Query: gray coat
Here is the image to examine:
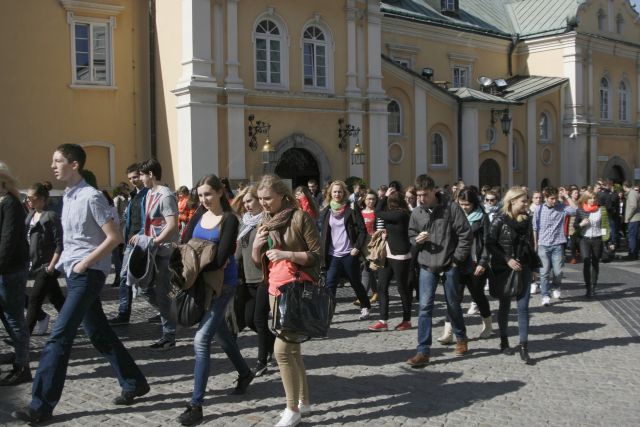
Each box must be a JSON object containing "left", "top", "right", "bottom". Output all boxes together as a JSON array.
[
  {"left": 625, "top": 188, "right": 640, "bottom": 224},
  {"left": 408, "top": 193, "right": 472, "bottom": 273}
]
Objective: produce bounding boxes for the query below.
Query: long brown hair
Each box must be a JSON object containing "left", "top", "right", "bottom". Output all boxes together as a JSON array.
[{"left": 195, "top": 174, "right": 232, "bottom": 212}]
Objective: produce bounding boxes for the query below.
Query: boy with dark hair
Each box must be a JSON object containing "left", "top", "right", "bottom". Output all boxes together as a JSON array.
[
  {"left": 13, "top": 145, "right": 148, "bottom": 424},
  {"left": 406, "top": 174, "right": 472, "bottom": 368}
]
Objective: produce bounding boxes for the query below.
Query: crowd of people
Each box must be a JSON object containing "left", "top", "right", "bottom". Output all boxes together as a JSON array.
[{"left": 1, "top": 147, "right": 639, "bottom": 426}]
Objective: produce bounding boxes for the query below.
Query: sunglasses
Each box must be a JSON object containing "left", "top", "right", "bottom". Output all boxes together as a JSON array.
[{"left": 485, "top": 198, "right": 497, "bottom": 202}]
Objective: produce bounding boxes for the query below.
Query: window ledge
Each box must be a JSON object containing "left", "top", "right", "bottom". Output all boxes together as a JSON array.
[
  {"left": 302, "top": 87, "right": 334, "bottom": 96},
  {"left": 429, "top": 164, "right": 448, "bottom": 169},
  {"left": 255, "top": 83, "right": 289, "bottom": 92},
  {"left": 69, "top": 84, "right": 118, "bottom": 90},
  {"left": 538, "top": 139, "right": 553, "bottom": 144}
]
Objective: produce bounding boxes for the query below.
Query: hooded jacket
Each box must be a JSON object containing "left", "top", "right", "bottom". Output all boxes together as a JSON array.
[{"left": 408, "top": 193, "right": 472, "bottom": 273}]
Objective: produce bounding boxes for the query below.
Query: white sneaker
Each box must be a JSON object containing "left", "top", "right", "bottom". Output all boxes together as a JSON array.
[
  {"left": 484, "top": 281, "right": 490, "bottom": 292},
  {"left": 530, "top": 283, "right": 539, "bottom": 294},
  {"left": 541, "top": 296, "right": 551, "bottom": 306},
  {"left": 275, "top": 408, "right": 301, "bottom": 427},
  {"left": 467, "top": 302, "right": 479, "bottom": 315},
  {"left": 359, "top": 307, "right": 370, "bottom": 320},
  {"left": 298, "top": 401, "right": 312, "bottom": 416},
  {"left": 552, "top": 289, "right": 562, "bottom": 299},
  {"left": 33, "top": 313, "right": 50, "bottom": 335}
]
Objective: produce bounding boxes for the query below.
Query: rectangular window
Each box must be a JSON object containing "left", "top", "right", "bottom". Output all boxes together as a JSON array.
[
  {"left": 452, "top": 66, "right": 468, "bottom": 88},
  {"left": 73, "top": 21, "right": 111, "bottom": 85}
]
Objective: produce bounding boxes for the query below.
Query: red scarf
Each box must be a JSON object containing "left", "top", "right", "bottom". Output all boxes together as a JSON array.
[{"left": 583, "top": 203, "right": 598, "bottom": 213}]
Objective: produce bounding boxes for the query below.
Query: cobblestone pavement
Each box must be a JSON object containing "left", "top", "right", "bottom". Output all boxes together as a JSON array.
[{"left": 1, "top": 258, "right": 639, "bottom": 426}]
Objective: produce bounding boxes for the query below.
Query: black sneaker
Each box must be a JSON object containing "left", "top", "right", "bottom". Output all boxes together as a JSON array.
[
  {"left": 149, "top": 337, "right": 175, "bottom": 350},
  {"left": 12, "top": 407, "right": 51, "bottom": 424},
  {"left": 109, "top": 315, "right": 130, "bottom": 326},
  {"left": 147, "top": 314, "right": 162, "bottom": 324},
  {"left": 0, "top": 365, "right": 32, "bottom": 386},
  {"left": 228, "top": 371, "right": 254, "bottom": 395},
  {"left": 178, "top": 404, "right": 203, "bottom": 426},
  {"left": 251, "top": 361, "right": 268, "bottom": 378},
  {"left": 113, "top": 382, "right": 150, "bottom": 405}
]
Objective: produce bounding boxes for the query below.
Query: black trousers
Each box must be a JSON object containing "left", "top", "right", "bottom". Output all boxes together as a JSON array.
[
  {"left": 580, "top": 237, "right": 602, "bottom": 286},
  {"left": 459, "top": 271, "right": 491, "bottom": 318},
  {"left": 376, "top": 258, "right": 412, "bottom": 321},
  {"left": 26, "top": 269, "right": 66, "bottom": 333},
  {"left": 235, "top": 281, "right": 275, "bottom": 364}
]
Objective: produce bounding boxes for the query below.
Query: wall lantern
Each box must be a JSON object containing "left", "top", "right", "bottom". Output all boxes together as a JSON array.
[
  {"left": 491, "top": 108, "right": 512, "bottom": 136},
  {"left": 338, "top": 118, "right": 366, "bottom": 165},
  {"left": 248, "top": 114, "right": 276, "bottom": 164}
]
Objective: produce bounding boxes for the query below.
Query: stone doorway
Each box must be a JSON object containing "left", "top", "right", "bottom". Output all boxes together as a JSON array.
[
  {"left": 274, "top": 148, "right": 320, "bottom": 189},
  {"left": 479, "top": 158, "right": 501, "bottom": 189}
]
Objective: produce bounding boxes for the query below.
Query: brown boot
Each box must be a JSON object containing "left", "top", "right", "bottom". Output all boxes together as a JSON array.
[
  {"left": 406, "top": 353, "right": 429, "bottom": 368},
  {"left": 454, "top": 337, "right": 468, "bottom": 356}
]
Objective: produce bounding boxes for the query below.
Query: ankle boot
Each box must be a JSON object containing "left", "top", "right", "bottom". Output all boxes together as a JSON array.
[
  {"left": 500, "top": 337, "right": 513, "bottom": 355},
  {"left": 478, "top": 315, "right": 493, "bottom": 339},
  {"left": 585, "top": 283, "right": 593, "bottom": 298},
  {"left": 437, "top": 322, "right": 454, "bottom": 344},
  {"left": 591, "top": 269, "right": 598, "bottom": 296},
  {"left": 519, "top": 342, "right": 535, "bottom": 365}
]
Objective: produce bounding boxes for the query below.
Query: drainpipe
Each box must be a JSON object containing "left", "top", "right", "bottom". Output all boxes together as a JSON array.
[
  {"left": 457, "top": 100, "right": 463, "bottom": 180},
  {"left": 148, "top": 0, "right": 157, "bottom": 158},
  {"left": 508, "top": 33, "right": 520, "bottom": 76}
]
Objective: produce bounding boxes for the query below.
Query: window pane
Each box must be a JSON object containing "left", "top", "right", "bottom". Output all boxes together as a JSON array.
[
  {"left": 75, "top": 23, "right": 89, "bottom": 39},
  {"left": 257, "top": 71, "right": 267, "bottom": 83},
  {"left": 271, "top": 73, "right": 280, "bottom": 84},
  {"left": 76, "top": 65, "right": 90, "bottom": 81}
]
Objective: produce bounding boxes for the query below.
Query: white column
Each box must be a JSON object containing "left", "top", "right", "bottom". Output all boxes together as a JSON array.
[
  {"left": 461, "top": 106, "right": 479, "bottom": 186},
  {"left": 414, "top": 85, "right": 428, "bottom": 175},
  {"left": 225, "top": 0, "right": 246, "bottom": 179},
  {"left": 507, "top": 122, "right": 514, "bottom": 187},
  {"left": 527, "top": 99, "right": 537, "bottom": 190},
  {"left": 636, "top": 56, "right": 640, "bottom": 169},
  {"left": 213, "top": 0, "right": 224, "bottom": 78},
  {"left": 173, "top": 0, "right": 220, "bottom": 187},
  {"left": 589, "top": 126, "right": 598, "bottom": 184},
  {"left": 365, "top": 0, "right": 384, "bottom": 97},
  {"left": 368, "top": 100, "right": 388, "bottom": 189},
  {"left": 563, "top": 42, "right": 585, "bottom": 123},
  {"left": 587, "top": 48, "right": 593, "bottom": 120},
  {"left": 345, "top": 0, "right": 359, "bottom": 96}
]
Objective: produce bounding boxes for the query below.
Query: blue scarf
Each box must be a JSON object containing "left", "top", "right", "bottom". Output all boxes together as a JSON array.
[{"left": 466, "top": 208, "right": 483, "bottom": 225}]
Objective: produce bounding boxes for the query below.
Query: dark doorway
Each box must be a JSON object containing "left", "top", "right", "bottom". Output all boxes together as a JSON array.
[
  {"left": 274, "top": 148, "right": 320, "bottom": 189},
  {"left": 479, "top": 159, "right": 501, "bottom": 189},
  {"left": 540, "top": 178, "right": 550, "bottom": 191},
  {"left": 608, "top": 165, "right": 625, "bottom": 184}
]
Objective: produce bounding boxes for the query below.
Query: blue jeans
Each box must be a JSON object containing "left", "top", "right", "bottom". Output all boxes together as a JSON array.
[
  {"left": 497, "top": 268, "right": 532, "bottom": 343},
  {"left": 325, "top": 255, "right": 371, "bottom": 309},
  {"left": 537, "top": 244, "right": 564, "bottom": 297},
  {"left": 191, "top": 284, "right": 249, "bottom": 406},
  {"left": 0, "top": 269, "right": 29, "bottom": 366},
  {"left": 628, "top": 221, "right": 639, "bottom": 258},
  {"left": 30, "top": 269, "right": 147, "bottom": 416},
  {"left": 416, "top": 266, "right": 466, "bottom": 356},
  {"left": 117, "top": 244, "right": 133, "bottom": 318}
]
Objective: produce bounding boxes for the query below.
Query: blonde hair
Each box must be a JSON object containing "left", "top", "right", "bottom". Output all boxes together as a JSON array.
[
  {"left": 231, "top": 184, "right": 259, "bottom": 215},
  {"left": 257, "top": 174, "right": 298, "bottom": 210},
  {"left": 0, "top": 161, "right": 20, "bottom": 199},
  {"left": 324, "top": 180, "right": 350, "bottom": 205},
  {"left": 577, "top": 189, "right": 596, "bottom": 207},
  {"left": 502, "top": 186, "right": 529, "bottom": 222}
]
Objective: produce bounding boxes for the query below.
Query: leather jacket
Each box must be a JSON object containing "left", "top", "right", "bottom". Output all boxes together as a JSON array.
[
  {"left": 319, "top": 204, "right": 366, "bottom": 268},
  {"left": 25, "top": 210, "right": 63, "bottom": 271},
  {"left": 468, "top": 212, "right": 490, "bottom": 269},
  {"left": 487, "top": 213, "right": 536, "bottom": 269}
]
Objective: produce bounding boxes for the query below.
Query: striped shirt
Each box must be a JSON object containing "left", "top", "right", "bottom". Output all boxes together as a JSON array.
[{"left": 533, "top": 202, "right": 576, "bottom": 246}]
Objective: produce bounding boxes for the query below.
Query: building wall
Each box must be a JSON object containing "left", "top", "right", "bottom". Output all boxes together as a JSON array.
[{"left": 0, "top": 0, "right": 149, "bottom": 190}]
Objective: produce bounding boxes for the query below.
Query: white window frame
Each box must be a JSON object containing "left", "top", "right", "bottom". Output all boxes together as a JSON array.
[
  {"left": 67, "top": 14, "right": 115, "bottom": 88},
  {"left": 300, "top": 18, "right": 334, "bottom": 94},
  {"left": 430, "top": 133, "right": 447, "bottom": 168},
  {"left": 442, "top": 0, "right": 457, "bottom": 12},
  {"left": 388, "top": 100, "right": 402, "bottom": 136},
  {"left": 619, "top": 80, "right": 630, "bottom": 122},
  {"left": 452, "top": 66, "right": 469, "bottom": 88},
  {"left": 600, "top": 77, "right": 611, "bottom": 121},
  {"left": 253, "top": 12, "right": 289, "bottom": 91},
  {"left": 539, "top": 112, "right": 551, "bottom": 142}
]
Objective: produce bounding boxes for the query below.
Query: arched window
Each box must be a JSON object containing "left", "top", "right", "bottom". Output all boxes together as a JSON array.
[
  {"left": 619, "top": 81, "right": 629, "bottom": 122},
  {"left": 600, "top": 77, "right": 610, "bottom": 120},
  {"left": 616, "top": 14, "right": 624, "bottom": 34},
  {"left": 303, "top": 26, "right": 328, "bottom": 89},
  {"left": 597, "top": 9, "right": 606, "bottom": 31},
  {"left": 431, "top": 133, "right": 446, "bottom": 166},
  {"left": 254, "top": 18, "right": 286, "bottom": 87},
  {"left": 387, "top": 100, "right": 401, "bottom": 135},
  {"left": 539, "top": 112, "right": 550, "bottom": 141}
]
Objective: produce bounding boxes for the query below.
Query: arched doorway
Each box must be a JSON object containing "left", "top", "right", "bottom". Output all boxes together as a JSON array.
[
  {"left": 603, "top": 156, "right": 631, "bottom": 185},
  {"left": 479, "top": 159, "right": 501, "bottom": 189},
  {"left": 540, "top": 178, "right": 550, "bottom": 191},
  {"left": 274, "top": 148, "right": 319, "bottom": 188}
]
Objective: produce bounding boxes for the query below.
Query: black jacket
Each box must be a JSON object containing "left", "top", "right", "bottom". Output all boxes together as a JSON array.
[
  {"left": 319, "top": 204, "right": 366, "bottom": 268},
  {"left": 0, "top": 193, "right": 29, "bottom": 274},
  {"left": 25, "top": 209, "right": 63, "bottom": 271},
  {"left": 375, "top": 196, "right": 411, "bottom": 255},
  {"left": 468, "top": 211, "right": 491, "bottom": 269},
  {"left": 487, "top": 213, "right": 537, "bottom": 270}
]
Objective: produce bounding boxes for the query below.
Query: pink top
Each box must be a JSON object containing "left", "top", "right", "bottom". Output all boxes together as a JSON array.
[{"left": 268, "top": 259, "right": 315, "bottom": 296}]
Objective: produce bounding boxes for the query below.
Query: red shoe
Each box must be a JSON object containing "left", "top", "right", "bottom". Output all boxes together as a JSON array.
[
  {"left": 368, "top": 321, "right": 388, "bottom": 331},
  {"left": 394, "top": 321, "right": 412, "bottom": 331},
  {"left": 570, "top": 258, "right": 577, "bottom": 264}
]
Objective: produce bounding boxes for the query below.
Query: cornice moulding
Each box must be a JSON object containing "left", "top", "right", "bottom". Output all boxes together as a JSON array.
[{"left": 59, "top": 0, "right": 124, "bottom": 15}]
